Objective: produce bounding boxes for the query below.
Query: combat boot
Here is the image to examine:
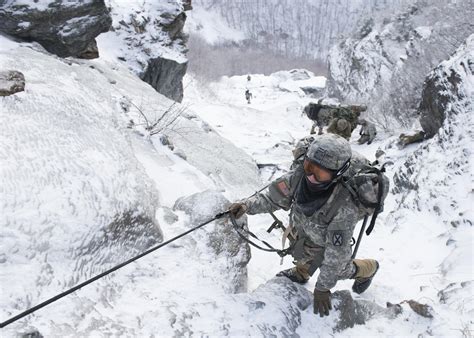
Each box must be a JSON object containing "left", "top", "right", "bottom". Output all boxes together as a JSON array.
[
  {"left": 352, "top": 259, "right": 379, "bottom": 294},
  {"left": 276, "top": 264, "right": 310, "bottom": 284}
]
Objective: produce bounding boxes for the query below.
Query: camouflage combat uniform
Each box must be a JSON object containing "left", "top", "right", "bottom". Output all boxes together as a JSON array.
[
  {"left": 241, "top": 165, "right": 364, "bottom": 291},
  {"left": 331, "top": 105, "right": 364, "bottom": 131},
  {"left": 358, "top": 121, "right": 377, "bottom": 144},
  {"left": 327, "top": 118, "right": 352, "bottom": 140}
]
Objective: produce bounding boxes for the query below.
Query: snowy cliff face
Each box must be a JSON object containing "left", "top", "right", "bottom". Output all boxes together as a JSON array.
[
  {"left": 97, "top": 0, "right": 189, "bottom": 101},
  {"left": 0, "top": 33, "right": 262, "bottom": 336},
  {"left": 418, "top": 35, "right": 474, "bottom": 138},
  {"left": 0, "top": 38, "right": 162, "bottom": 332},
  {"left": 327, "top": 1, "right": 473, "bottom": 128},
  {"left": 390, "top": 34, "right": 473, "bottom": 319},
  {"left": 192, "top": 0, "right": 414, "bottom": 60}
]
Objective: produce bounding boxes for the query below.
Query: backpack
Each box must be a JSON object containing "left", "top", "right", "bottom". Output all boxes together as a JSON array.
[
  {"left": 291, "top": 136, "right": 389, "bottom": 235},
  {"left": 304, "top": 103, "right": 322, "bottom": 120}
]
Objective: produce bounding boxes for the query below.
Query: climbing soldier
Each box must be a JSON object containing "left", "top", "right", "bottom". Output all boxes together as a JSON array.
[
  {"left": 357, "top": 119, "right": 377, "bottom": 145},
  {"left": 304, "top": 99, "right": 332, "bottom": 135},
  {"left": 229, "top": 134, "right": 387, "bottom": 317}
]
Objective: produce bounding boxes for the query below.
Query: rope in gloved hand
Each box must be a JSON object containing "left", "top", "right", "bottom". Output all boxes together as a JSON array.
[{"left": 0, "top": 211, "right": 229, "bottom": 329}]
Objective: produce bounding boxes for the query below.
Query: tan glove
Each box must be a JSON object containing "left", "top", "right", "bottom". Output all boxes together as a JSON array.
[
  {"left": 313, "top": 288, "right": 332, "bottom": 317},
  {"left": 228, "top": 202, "right": 248, "bottom": 219}
]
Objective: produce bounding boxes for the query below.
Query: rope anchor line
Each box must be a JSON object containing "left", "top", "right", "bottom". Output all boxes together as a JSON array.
[{"left": 0, "top": 211, "right": 229, "bottom": 329}]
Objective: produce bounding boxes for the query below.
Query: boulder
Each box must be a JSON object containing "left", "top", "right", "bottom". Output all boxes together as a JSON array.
[
  {"left": 173, "top": 190, "right": 251, "bottom": 293},
  {"left": 331, "top": 290, "right": 402, "bottom": 332},
  {"left": 141, "top": 57, "right": 188, "bottom": 103},
  {"left": 418, "top": 35, "right": 473, "bottom": 138},
  {"left": 0, "top": 70, "right": 25, "bottom": 96},
  {"left": 0, "top": 0, "right": 112, "bottom": 58}
]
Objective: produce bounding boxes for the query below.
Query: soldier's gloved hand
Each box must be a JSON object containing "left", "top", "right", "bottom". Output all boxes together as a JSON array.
[
  {"left": 228, "top": 202, "right": 248, "bottom": 219},
  {"left": 313, "top": 288, "right": 332, "bottom": 317}
]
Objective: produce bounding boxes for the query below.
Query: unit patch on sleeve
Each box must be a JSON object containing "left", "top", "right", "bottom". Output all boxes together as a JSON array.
[{"left": 332, "top": 231, "right": 344, "bottom": 246}]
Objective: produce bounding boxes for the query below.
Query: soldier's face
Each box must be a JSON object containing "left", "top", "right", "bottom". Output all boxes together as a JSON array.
[{"left": 303, "top": 159, "right": 333, "bottom": 183}]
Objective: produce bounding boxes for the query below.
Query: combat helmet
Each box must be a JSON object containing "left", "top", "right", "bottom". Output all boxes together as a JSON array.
[
  {"left": 306, "top": 134, "right": 352, "bottom": 179},
  {"left": 336, "top": 119, "right": 350, "bottom": 131}
]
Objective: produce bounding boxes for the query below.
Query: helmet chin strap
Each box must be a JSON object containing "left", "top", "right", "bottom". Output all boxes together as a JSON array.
[{"left": 334, "top": 158, "right": 351, "bottom": 178}]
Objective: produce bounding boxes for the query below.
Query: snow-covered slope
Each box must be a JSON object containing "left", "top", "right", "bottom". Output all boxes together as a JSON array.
[
  {"left": 327, "top": 0, "right": 473, "bottom": 128},
  {"left": 1, "top": 26, "right": 472, "bottom": 337},
  {"left": 0, "top": 34, "right": 261, "bottom": 336},
  {"left": 0, "top": 37, "right": 162, "bottom": 330}
]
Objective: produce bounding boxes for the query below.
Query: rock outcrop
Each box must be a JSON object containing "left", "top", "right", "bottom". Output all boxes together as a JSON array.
[
  {"left": 390, "top": 37, "right": 473, "bottom": 321},
  {"left": 418, "top": 35, "right": 474, "bottom": 138},
  {"left": 0, "top": 70, "right": 25, "bottom": 96},
  {"left": 174, "top": 190, "right": 251, "bottom": 293},
  {"left": 141, "top": 57, "right": 187, "bottom": 102},
  {"left": 0, "top": 0, "right": 112, "bottom": 58},
  {"left": 326, "top": 1, "right": 473, "bottom": 128},
  {"left": 99, "top": 1, "right": 189, "bottom": 102}
]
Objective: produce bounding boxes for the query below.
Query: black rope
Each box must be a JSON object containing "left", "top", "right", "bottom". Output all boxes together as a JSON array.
[
  {"left": 229, "top": 213, "right": 292, "bottom": 257},
  {"left": 0, "top": 211, "right": 229, "bottom": 329}
]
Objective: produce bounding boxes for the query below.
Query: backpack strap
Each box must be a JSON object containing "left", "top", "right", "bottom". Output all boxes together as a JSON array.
[
  {"left": 365, "top": 167, "right": 386, "bottom": 235},
  {"left": 341, "top": 165, "right": 387, "bottom": 236}
]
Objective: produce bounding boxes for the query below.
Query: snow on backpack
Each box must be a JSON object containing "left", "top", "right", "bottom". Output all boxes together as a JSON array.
[{"left": 291, "top": 135, "right": 389, "bottom": 235}]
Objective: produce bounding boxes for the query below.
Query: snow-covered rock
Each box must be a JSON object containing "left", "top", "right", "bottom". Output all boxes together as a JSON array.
[
  {"left": 97, "top": 0, "right": 189, "bottom": 101},
  {"left": 0, "top": 70, "right": 25, "bottom": 96},
  {"left": 174, "top": 190, "right": 251, "bottom": 293},
  {"left": 0, "top": 33, "right": 262, "bottom": 336},
  {"left": 327, "top": 1, "right": 473, "bottom": 128},
  {"left": 388, "top": 33, "right": 474, "bottom": 326},
  {"left": 0, "top": 0, "right": 112, "bottom": 58},
  {"left": 419, "top": 34, "right": 474, "bottom": 138},
  {"left": 0, "top": 36, "right": 162, "bottom": 334}
]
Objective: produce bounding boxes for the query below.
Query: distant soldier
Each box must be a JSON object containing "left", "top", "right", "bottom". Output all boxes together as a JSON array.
[
  {"left": 245, "top": 89, "right": 252, "bottom": 104},
  {"left": 327, "top": 118, "right": 352, "bottom": 140},
  {"left": 357, "top": 119, "right": 377, "bottom": 144}
]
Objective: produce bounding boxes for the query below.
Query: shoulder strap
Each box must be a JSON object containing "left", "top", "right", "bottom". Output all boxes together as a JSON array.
[{"left": 365, "top": 167, "right": 386, "bottom": 235}]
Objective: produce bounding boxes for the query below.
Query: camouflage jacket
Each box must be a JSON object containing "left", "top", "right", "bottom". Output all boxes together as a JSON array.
[
  {"left": 243, "top": 166, "right": 364, "bottom": 290},
  {"left": 360, "top": 122, "right": 377, "bottom": 140}
]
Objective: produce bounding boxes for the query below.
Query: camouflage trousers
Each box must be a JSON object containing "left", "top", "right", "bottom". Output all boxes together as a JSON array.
[{"left": 292, "top": 237, "right": 356, "bottom": 281}]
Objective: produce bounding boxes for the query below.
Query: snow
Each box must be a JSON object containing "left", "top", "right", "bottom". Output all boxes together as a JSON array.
[
  {"left": 415, "top": 26, "right": 432, "bottom": 39},
  {"left": 1, "top": 26, "right": 473, "bottom": 337},
  {"left": 96, "top": 0, "right": 187, "bottom": 75}
]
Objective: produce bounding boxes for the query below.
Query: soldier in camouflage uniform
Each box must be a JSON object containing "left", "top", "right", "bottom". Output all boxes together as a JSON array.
[
  {"left": 333, "top": 104, "right": 367, "bottom": 131},
  {"left": 229, "top": 134, "right": 379, "bottom": 317},
  {"left": 304, "top": 99, "right": 332, "bottom": 135},
  {"left": 357, "top": 119, "right": 377, "bottom": 144}
]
